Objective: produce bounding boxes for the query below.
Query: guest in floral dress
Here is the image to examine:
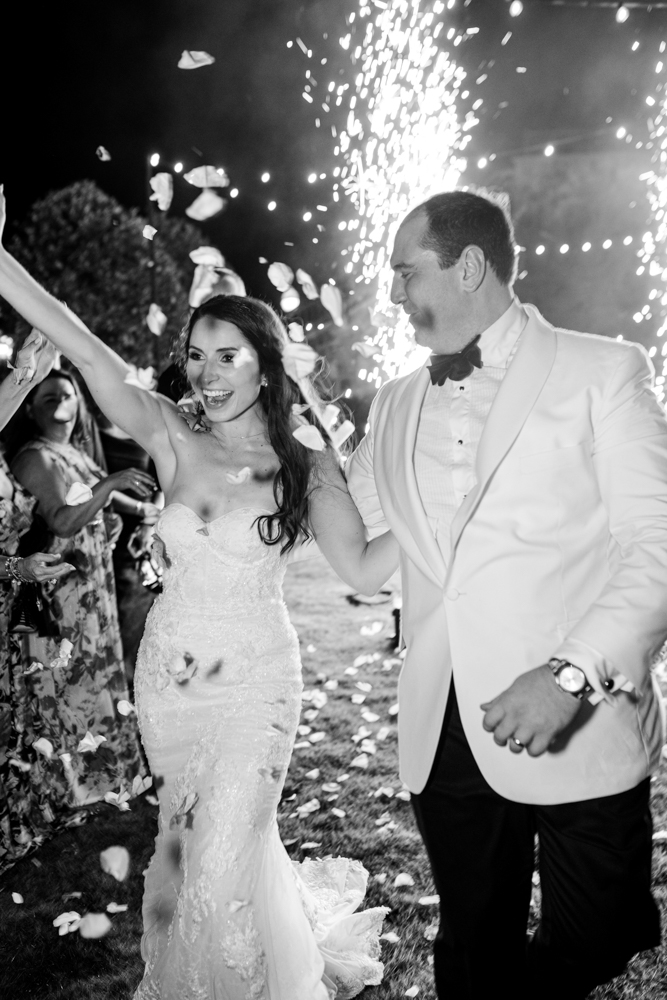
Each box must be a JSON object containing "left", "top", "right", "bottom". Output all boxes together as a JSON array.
[{"left": 7, "top": 370, "right": 157, "bottom": 812}]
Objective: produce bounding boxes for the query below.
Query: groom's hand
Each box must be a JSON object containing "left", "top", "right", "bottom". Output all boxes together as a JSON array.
[{"left": 480, "top": 664, "right": 582, "bottom": 757}]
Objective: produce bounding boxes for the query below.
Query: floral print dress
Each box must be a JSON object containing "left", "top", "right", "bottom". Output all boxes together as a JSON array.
[{"left": 0, "top": 439, "right": 146, "bottom": 870}]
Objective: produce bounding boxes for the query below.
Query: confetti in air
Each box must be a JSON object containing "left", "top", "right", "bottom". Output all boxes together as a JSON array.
[{"left": 334, "top": 0, "right": 469, "bottom": 379}]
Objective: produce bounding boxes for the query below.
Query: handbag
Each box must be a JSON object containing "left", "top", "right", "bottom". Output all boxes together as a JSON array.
[{"left": 8, "top": 582, "right": 59, "bottom": 636}]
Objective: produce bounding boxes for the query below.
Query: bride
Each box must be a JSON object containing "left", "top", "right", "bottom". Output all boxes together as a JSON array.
[{"left": 0, "top": 190, "right": 398, "bottom": 999}]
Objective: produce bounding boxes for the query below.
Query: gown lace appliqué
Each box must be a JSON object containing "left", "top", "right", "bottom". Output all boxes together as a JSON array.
[{"left": 133, "top": 505, "right": 388, "bottom": 1000}]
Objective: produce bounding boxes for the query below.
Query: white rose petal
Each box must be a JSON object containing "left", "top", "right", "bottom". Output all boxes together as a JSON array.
[
  {"left": 320, "top": 283, "right": 344, "bottom": 326},
  {"left": 106, "top": 902, "right": 128, "bottom": 913},
  {"left": 351, "top": 340, "right": 378, "bottom": 359},
  {"left": 77, "top": 731, "right": 107, "bottom": 754},
  {"left": 360, "top": 621, "right": 383, "bottom": 637},
  {"left": 282, "top": 341, "right": 319, "bottom": 382},
  {"left": 267, "top": 262, "right": 294, "bottom": 292},
  {"left": 78, "top": 913, "right": 112, "bottom": 939},
  {"left": 189, "top": 245, "right": 225, "bottom": 267},
  {"left": 394, "top": 872, "right": 415, "bottom": 887},
  {"left": 362, "top": 711, "right": 380, "bottom": 723},
  {"left": 351, "top": 753, "right": 369, "bottom": 770},
  {"left": 301, "top": 841, "right": 321, "bottom": 850},
  {"left": 309, "top": 731, "right": 326, "bottom": 743},
  {"left": 405, "top": 988, "right": 420, "bottom": 998},
  {"left": 96, "top": 146, "right": 111, "bottom": 162},
  {"left": 33, "top": 737, "right": 55, "bottom": 760},
  {"left": 178, "top": 50, "right": 215, "bottom": 69},
  {"left": 288, "top": 322, "right": 305, "bottom": 342},
  {"left": 376, "top": 727, "right": 391, "bottom": 742},
  {"left": 373, "top": 873, "right": 387, "bottom": 883},
  {"left": 292, "top": 424, "right": 326, "bottom": 452},
  {"left": 117, "top": 700, "right": 135, "bottom": 716},
  {"left": 12, "top": 892, "right": 24, "bottom": 904},
  {"left": 380, "top": 931, "right": 400, "bottom": 943},
  {"left": 184, "top": 165, "right": 229, "bottom": 188},
  {"left": 395, "top": 789, "right": 411, "bottom": 802},
  {"left": 131, "top": 774, "right": 153, "bottom": 797},
  {"left": 100, "top": 846, "right": 130, "bottom": 882},
  {"left": 149, "top": 172, "right": 173, "bottom": 212},
  {"left": 388, "top": 703, "right": 399, "bottom": 716},
  {"left": 65, "top": 482, "right": 93, "bottom": 506},
  {"left": 344, "top": 666, "right": 358, "bottom": 676},
  {"left": 296, "top": 269, "right": 319, "bottom": 300},
  {"left": 330, "top": 420, "right": 355, "bottom": 450},
  {"left": 142, "top": 225, "right": 157, "bottom": 241},
  {"left": 225, "top": 467, "right": 251, "bottom": 485},
  {"left": 418, "top": 894, "right": 440, "bottom": 905},
  {"left": 351, "top": 694, "right": 366, "bottom": 705},
  {"left": 296, "top": 798, "right": 320, "bottom": 817},
  {"left": 331, "top": 807, "right": 346, "bottom": 818},
  {"left": 185, "top": 189, "right": 225, "bottom": 221},
  {"left": 145, "top": 303, "right": 168, "bottom": 337},
  {"left": 304, "top": 768, "right": 320, "bottom": 780}
]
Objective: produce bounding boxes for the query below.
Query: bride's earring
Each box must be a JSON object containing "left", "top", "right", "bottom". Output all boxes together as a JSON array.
[{"left": 260, "top": 375, "right": 268, "bottom": 387}]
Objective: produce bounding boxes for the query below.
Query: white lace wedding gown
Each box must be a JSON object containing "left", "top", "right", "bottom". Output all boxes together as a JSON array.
[{"left": 133, "top": 504, "right": 388, "bottom": 1000}]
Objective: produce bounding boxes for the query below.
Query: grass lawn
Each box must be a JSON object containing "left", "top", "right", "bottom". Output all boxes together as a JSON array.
[{"left": 0, "top": 551, "right": 665, "bottom": 999}]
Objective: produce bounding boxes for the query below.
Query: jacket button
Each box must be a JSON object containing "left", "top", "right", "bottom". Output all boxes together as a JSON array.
[{"left": 446, "top": 588, "right": 460, "bottom": 601}]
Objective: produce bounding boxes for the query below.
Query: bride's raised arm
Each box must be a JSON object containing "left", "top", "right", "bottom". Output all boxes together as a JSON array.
[
  {"left": 0, "top": 188, "right": 172, "bottom": 461},
  {"left": 308, "top": 448, "right": 398, "bottom": 596}
]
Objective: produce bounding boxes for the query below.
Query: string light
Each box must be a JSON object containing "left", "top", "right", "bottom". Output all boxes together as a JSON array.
[
  {"left": 149, "top": 153, "right": 160, "bottom": 167},
  {"left": 174, "top": 162, "right": 183, "bottom": 174},
  {"left": 615, "top": 4, "right": 630, "bottom": 23},
  {"left": 509, "top": 1, "right": 523, "bottom": 16}
]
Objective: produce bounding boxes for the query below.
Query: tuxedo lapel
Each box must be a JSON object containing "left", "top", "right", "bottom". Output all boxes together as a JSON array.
[
  {"left": 450, "top": 307, "right": 558, "bottom": 553},
  {"left": 375, "top": 367, "right": 447, "bottom": 588}
]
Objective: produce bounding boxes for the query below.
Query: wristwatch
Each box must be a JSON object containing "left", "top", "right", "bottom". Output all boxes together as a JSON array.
[{"left": 548, "top": 658, "right": 594, "bottom": 701}]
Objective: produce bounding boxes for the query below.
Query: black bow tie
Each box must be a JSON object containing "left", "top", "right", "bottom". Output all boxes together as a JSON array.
[{"left": 428, "top": 335, "right": 483, "bottom": 386}]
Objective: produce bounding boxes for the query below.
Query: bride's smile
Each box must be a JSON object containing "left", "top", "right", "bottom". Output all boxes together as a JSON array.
[{"left": 186, "top": 316, "right": 265, "bottom": 429}]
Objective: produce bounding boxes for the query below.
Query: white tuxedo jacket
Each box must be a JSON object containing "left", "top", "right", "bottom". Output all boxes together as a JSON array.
[{"left": 347, "top": 304, "right": 667, "bottom": 803}]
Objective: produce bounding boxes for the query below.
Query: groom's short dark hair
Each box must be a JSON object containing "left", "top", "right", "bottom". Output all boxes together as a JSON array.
[{"left": 406, "top": 188, "right": 517, "bottom": 286}]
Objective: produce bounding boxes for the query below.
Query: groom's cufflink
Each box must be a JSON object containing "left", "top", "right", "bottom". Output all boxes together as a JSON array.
[{"left": 548, "top": 658, "right": 594, "bottom": 700}]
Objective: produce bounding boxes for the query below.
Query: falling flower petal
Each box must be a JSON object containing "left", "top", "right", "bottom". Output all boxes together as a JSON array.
[
  {"left": 309, "top": 731, "right": 326, "bottom": 743},
  {"left": 53, "top": 911, "right": 82, "bottom": 935},
  {"left": 360, "top": 738, "right": 377, "bottom": 755},
  {"left": 324, "top": 679, "right": 338, "bottom": 690},
  {"left": 356, "top": 681, "right": 372, "bottom": 692},
  {"left": 189, "top": 246, "right": 226, "bottom": 267},
  {"left": 65, "top": 482, "right": 93, "bottom": 506},
  {"left": 320, "top": 283, "right": 344, "bottom": 326},
  {"left": 296, "top": 798, "right": 320, "bottom": 817},
  {"left": 184, "top": 165, "right": 229, "bottom": 188},
  {"left": 395, "top": 789, "right": 411, "bottom": 802},
  {"left": 185, "top": 189, "right": 226, "bottom": 221},
  {"left": 145, "top": 794, "right": 159, "bottom": 806},
  {"left": 389, "top": 703, "right": 399, "bottom": 716},
  {"left": 374, "top": 786, "right": 395, "bottom": 798},
  {"left": 33, "top": 737, "right": 55, "bottom": 760},
  {"left": 267, "top": 262, "right": 294, "bottom": 292},
  {"left": 374, "top": 873, "right": 387, "bottom": 883},
  {"left": 362, "top": 711, "right": 380, "bottom": 723},
  {"left": 424, "top": 922, "right": 438, "bottom": 942},
  {"left": 376, "top": 726, "right": 391, "bottom": 742},
  {"left": 295, "top": 269, "right": 319, "bottom": 300},
  {"left": 360, "top": 621, "right": 383, "bottom": 637},
  {"left": 12, "top": 893, "right": 23, "bottom": 904},
  {"left": 77, "top": 731, "right": 107, "bottom": 754},
  {"left": 178, "top": 50, "right": 215, "bottom": 69},
  {"left": 100, "top": 846, "right": 130, "bottom": 882},
  {"left": 293, "top": 424, "right": 326, "bottom": 452},
  {"left": 380, "top": 930, "right": 400, "bottom": 943},
  {"left": 106, "top": 902, "right": 128, "bottom": 913},
  {"left": 79, "top": 913, "right": 112, "bottom": 939},
  {"left": 225, "top": 467, "right": 251, "bottom": 485},
  {"left": 228, "top": 899, "right": 249, "bottom": 913},
  {"left": 331, "top": 807, "right": 346, "bottom": 818},
  {"left": 9, "top": 758, "right": 31, "bottom": 772},
  {"left": 149, "top": 173, "right": 173, "bottom": 211},
  {"left": 142, "top": 225, "right": 157, "bottom": 241},
  {"left": 305, "top": 768, "right": 321, "bottom": 780},
  {"left": 351, "top": 341, "right": 378, "bottom": 359},
  {"left": 331, "top": 420, "right": 355, "bottom": 450},
  {"left": 351, "top": 694, "right": 366, "bottom": 705},
  {"left": 653, "top": 830, "right": 667, "bottom": 841},
  {"left": 146, "top": 303, "right": 168, "bottom": 337},
  {"left": 288, "top": 322, "right": 305, "bottom": 342},
  {"left": 96, "top": 145, "right": 111, "bottom": 161},
  {"left": 405, "top": 988, "right": 419, "bottom": 998},
  {"left": 394, "top": 872, "right": 415, "bottom": 887},
  {"left": 351, "top": 753, "right": 369, "bottom": 769},
  {"left": 131, "top": 774, "right": 153, "bottom": 797},
  {"left": 117, "top": 700, "right": 135, "bottom": 716},
  {"left": 418, "top": 895, "right": 440, "bottom": 905},
  {"left": 282, "top": 341, "right": 318, "bottom": 381},
  {"left": 232, "top": 345, "right": 254, "bottom": 368},
  {"left": 104, "top": 790, "right": 131, "bottom": 812}
]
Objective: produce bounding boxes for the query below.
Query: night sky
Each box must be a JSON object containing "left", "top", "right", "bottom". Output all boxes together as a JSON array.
[{"left": 3, "top": 0, "right": 667, "bottom": 301}]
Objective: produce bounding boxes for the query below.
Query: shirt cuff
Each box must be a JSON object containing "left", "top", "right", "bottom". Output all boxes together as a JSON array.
[{"left": 552, "top": 636, "right": 636, "bottom": 706}]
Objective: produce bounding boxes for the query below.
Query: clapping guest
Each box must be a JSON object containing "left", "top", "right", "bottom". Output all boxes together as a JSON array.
[{"left": 6, "top": 368, "right": 152, "bottom": 809}]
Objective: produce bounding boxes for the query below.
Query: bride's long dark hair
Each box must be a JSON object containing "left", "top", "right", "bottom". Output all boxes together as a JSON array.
[{"left": 176, "top": 295, "right": 343, "bottom": 554}]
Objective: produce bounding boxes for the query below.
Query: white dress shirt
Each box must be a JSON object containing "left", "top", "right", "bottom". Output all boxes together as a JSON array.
[{"left": 414, "top": 297, "right": 528, "bottom": 564}]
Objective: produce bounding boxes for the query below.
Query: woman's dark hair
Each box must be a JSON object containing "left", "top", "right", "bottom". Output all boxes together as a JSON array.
[
  {"left": 406, "top": 188, "right": 517, "bottom": 286},
  {"left": 2, "top": 370, "right": 97, "bottom": 464},
  {"left": 175, "top": 294, "right": 342, "bottom": 554}
]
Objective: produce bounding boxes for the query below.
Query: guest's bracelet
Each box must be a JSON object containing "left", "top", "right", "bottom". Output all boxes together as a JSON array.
[
  {"left": 5, "top": 556, "right": 28, "bottom": 584},
  {"left": 136, "top": 501, "right": 143, "bottom": 517}
]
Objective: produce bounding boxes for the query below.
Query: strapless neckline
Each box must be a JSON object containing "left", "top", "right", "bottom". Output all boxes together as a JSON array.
[{"left": 164, "top": 502, "right": 274, "bottom": 525}]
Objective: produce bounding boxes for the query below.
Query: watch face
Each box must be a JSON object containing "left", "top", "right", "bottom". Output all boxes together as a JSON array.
[{"left": 558, "top": 664, "right": 587, "bottom": 693}]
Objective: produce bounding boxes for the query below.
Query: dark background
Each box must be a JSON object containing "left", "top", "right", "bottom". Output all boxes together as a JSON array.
[{"left": 2, "top": 0, "right": 667, "bottom": 355}]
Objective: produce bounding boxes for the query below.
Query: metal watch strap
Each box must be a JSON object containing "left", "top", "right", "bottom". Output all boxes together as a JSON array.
[{"left": 548, "top": 658, "right": 594, "bottom": 701}]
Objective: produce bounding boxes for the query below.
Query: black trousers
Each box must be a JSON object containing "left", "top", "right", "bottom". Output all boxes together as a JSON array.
[{"left": 411, "top": 685, "right": 660, "bottom": 1000}]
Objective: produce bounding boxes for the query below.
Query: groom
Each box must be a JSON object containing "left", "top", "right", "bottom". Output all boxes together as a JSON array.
[{"left": 346, "top": 189, "right": 667, "bottom": 999}]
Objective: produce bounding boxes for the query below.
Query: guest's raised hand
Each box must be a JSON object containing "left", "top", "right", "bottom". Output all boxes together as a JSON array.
[
  {"left": 106, "top": 467, "right": 156, "bottom": 499},
  {"left": 20, "top": 552, "right": 75, "bottom": 584},
  {"left": 13, "top": 329, "right": 58, "bottom": 386},
  {"left": 480, "top": 664, "right": 582, "bottom": 757}
]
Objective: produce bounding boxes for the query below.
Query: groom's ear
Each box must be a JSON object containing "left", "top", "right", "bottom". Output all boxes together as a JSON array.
[{"left": 459, "top": 245, "right": 486, "bottom": 293}]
